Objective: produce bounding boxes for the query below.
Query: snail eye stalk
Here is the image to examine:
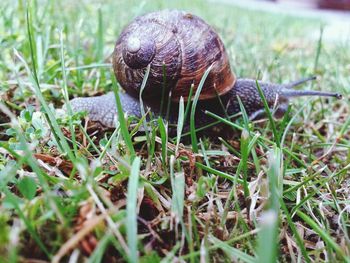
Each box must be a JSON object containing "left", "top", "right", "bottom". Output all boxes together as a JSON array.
[{"left": 281, "top": 76, "right": 342, "bottom": 99}]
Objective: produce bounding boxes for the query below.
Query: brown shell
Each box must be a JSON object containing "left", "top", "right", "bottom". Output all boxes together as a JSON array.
[{"left": 113, "top": 10, "right": 236, "bottom": 101}]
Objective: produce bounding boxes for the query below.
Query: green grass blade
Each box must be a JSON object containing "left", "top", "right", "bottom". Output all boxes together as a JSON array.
[
  {"left": 158, "top": 118, "right": 168, "bottom": 169},
  {"left": 291, "top": 172, "right": 336, "bottom": 215},
  {"left": 139, "top": 64, "right": 151, "bottom": 131},
  {"left": 268, "top": 146, "right": 283, "bottom": 211},
  {"left": 183, "top": 84, "right": 194, "bottom": 123},
  {"left": 96, "top": 7, "right": 104, "bottom": 62},
  {"left": 297, "top": 210, "right": 349, "bottom": 262},
  {"left": 59, "top": 29, "right": 78, "bottom": 155},
  {"left": 170, "top": 155, "right": 185, "bottom": 221},
  {"left": 255, "top": 80, "right": 280, "bottom": 146},
  {"left": 205, "top": 110, "right": 306, "bottom": 167},
  {"left": 24, "top": 5, "right": 75, "bottom": 161},
  {"left": 256, "top": 210, "right": 278, "bottom": 263},
  {"left": 205, "top": 110, "right": 244, "bottom": 131},
  {"left": 279, "top": 199, "right": 311, "bottom": 263},
  {"left": 78, "top": 123, "right": 102, "bottom": 155},
  {"left": 88, "top": 234, "right": 112, "bottom": 263},
  {"left": 209, "top": 236, "right": 255, "bottom": 263},
  {"left": 240, "top": 128, "right": 250, "bottom": 198},
  {"left": 111, "top": 75, "right": 136, "bottom": 162},
  {"left": 218, "top": 137, "right": 241, "bottom": 156},
  {"left": 175, "top": 97, "right": 184, "bottom": 155},
  {"left": 214, "top": 87, "right": 230, "bottom": 120},
  {"left": 237, "top": 95, "right": 250, "bottom": 130},
  {"left": 190, "top": 64, "right": 214, "bottom": 153},
  {"left": 314, "top": 25, "right": 324, "bottom": 73},
  {"left": 126, "top": 156, "right": 141, "bottom": 263},
  {"left": 99, "top": 125, "right": 120, "bottom": 161},
  {"left": 195, "top": 162, "right": 243, "bottom": 184},
  {"left": 257, "top": 146, "right": 283, "bottom": 262}
]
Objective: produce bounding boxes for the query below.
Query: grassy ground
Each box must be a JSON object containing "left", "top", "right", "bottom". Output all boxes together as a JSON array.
[{"left": 1, "top": 0, "right": 350, "bottom": 262}]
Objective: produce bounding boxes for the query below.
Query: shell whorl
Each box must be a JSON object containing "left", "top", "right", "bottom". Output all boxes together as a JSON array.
[
  {"left": 122, "top": 35, "right": 156, "bottom": 69},
  {"left": 113, "top": 10, "right": 236, "bottom": 101},
  {"left": 114, "top": 12, "right": 182, "bottom": 99}
]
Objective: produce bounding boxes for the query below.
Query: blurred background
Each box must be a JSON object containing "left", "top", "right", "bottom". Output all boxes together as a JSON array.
[
  {"left": 260, "top": 0, "right": 350, "bottom": 10},
  {"left": 215, "top": 0, "right": 350, "bottom": 42}
]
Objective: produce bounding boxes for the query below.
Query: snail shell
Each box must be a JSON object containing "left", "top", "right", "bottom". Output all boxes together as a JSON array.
[{"left": 113, "top": 10, "right": 236, "bottom": 101}]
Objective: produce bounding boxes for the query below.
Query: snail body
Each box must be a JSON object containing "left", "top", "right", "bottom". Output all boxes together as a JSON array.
[{"left": 70, "top": 10, "right": 341, "bottom": 128}]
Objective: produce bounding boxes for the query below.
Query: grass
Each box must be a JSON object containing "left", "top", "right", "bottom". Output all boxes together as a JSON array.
[{"left": 0, "top": 0, "right": 350, "bottom": 262}]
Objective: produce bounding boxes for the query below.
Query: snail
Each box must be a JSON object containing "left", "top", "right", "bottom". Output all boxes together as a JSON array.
[{"left": 69, "top": 10, "right": 341, "bottom": 129}]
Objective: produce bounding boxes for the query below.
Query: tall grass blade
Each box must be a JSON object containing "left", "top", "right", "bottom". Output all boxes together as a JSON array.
[
  {"left": 237, "top": 95, "right": 250, "bottom": 130},
  {"left": 314, "top": 25, "right": 323, "bottom": 73},
  {"left": 256, "top": 210, "right": 278, "bottom": 263},
  {"left": 139, "top": 64, "right": 152, "bottom": 162},
  {"left": 59, "top": 29, "right": 78, "bottom": 155},
  {"left": 240, "top": 129, "right": 250, "bottom": 198},
  {"left": 190, "top": 64, "right": 214, "bottom": 153},
  {"left": 175, "top": 97, "right": 185, "bottom": 155},
  {"left": 184, "top": 84, "right": 194, "bottom": 123},
  {"left": 279, "top": 199, "right": 311, "bottom": 262},
  {"left": 111, "top": 75, "right": 136, "bottom": 162},
  {"left": 126, "top": 156, "right": 141, "bottom": 263},
  {"left": 170, "top": 155, "right": 185, "bottom": 222},
  {"left": 24, "top": 5, "right": 75, "bottom": 161},
  {"left": 96, "top": 7, "right": 104, "bottom": 62},
  {"left": 255, "top": 80, "right": 280, "bottom": 146},
  {"left": 158, "top": 118, "right": 168, "bottom": 169},
  {"left": 256, "top": 146, "right": 283, "bottom": 262}
]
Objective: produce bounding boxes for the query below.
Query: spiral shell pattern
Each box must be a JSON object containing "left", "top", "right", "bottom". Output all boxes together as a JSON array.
[{"left": 113, "top": 10, "right": 236, "bottom": 101}]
